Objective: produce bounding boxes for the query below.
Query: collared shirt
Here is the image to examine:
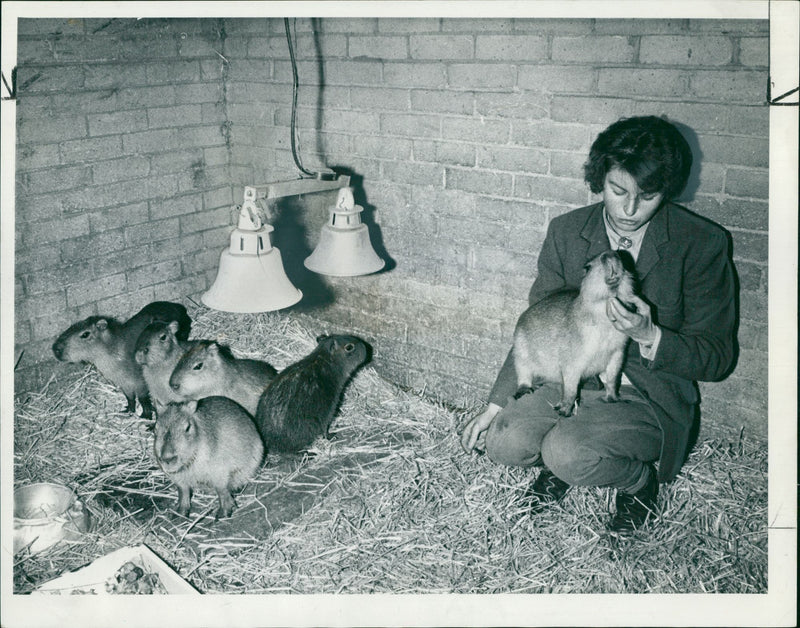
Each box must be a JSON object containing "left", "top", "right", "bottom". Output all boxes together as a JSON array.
[
  {"left": 602, "top": 207, "right": 650, "bottom": 262},
  {"left": 602, "top": 207, "right": 662, "bottom": 363}
]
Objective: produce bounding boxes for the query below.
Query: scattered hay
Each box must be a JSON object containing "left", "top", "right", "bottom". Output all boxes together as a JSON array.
[{"left": 13, "top": 304, "right": 767, "bottom": 594}]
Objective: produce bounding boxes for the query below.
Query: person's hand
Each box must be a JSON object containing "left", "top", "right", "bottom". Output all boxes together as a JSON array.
[
  {"left": 607, "top": 295, "right": 658, "bottom": 346},
  {"left": 460, "top": 403, "right": 501, "bottom": 454}
]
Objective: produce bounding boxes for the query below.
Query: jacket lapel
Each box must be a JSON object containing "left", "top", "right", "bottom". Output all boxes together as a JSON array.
[
  {"left": 578, "top": 202, "right": 671, "bottom": 281},
  {"left": 636, "top": 203, "right": 671, "bottom": 281},
  {"left": 580, "top": 203, "right": 611, "bottom": 261}
]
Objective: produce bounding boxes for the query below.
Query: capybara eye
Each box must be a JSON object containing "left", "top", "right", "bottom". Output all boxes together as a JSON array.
[
  {"left": 159, "top": 333, "right": 168, "bottom": 341},
  {"left": 344, "top": 343, "right": 355, "bottom": 352},
  {"left": 193, "top": 362, "right": 203, "bottom": 371},
  {"left": 80, "top": 330, "right": 91, "bottom": 339}
]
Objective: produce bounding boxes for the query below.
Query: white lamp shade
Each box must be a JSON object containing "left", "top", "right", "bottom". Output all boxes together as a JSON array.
[
  {"left": 304, "top": 205, "right": 385, "bottom": 277},
  {"left": 202, "top": 224, "right": 302, "bottom": 313},
  {"left": 202, "top": 247, "right": 302, "bottom": 313}
]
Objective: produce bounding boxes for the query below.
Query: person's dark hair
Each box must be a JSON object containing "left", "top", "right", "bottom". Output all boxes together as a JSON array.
[{"left": 583, "top": 116, "right": 693, "bottom": 199}]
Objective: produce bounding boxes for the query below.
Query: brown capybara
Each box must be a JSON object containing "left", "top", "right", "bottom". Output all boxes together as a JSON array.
[
  {"left": 52, "top": 301, "right": 191, "bottom": 419},
  {"left": 153, "top": 397, "right": 264, "bottom": 519},
  {"left": 168, "top": 341, "right": 277, "bottom": 416},
  {"left": 513, "top": 250, "right": 636, "bottom": 416},
  {"left": 135, "top": 320, "right": 198, "bottom": 411}
]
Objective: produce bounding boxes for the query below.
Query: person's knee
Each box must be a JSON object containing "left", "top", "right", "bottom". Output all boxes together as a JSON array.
[
  {"left": 484, "top": 414, "right": 516, "bottom": 465},
  {"left": 541, "top": 421, "right": 598, "bottom": 485},
  {"left": 485, "top": 412, "right": 540, "bottom": 467}
]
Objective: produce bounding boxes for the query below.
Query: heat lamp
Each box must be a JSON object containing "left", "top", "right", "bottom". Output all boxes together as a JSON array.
[
  {"left": 202, "top": 176, "right": 350, "bottom": 313},
  {"left": 304, "top": 187, "right": 385, "bottom": 277}
]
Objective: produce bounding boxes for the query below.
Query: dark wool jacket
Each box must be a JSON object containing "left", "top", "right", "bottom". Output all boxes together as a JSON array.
[{"left": 489, "top": 202, "right": 738, "bottom": 483}]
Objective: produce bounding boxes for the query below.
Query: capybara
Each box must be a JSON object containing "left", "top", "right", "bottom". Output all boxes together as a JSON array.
[
  {"left": 254, "top": 335, "right": 369, "bottom": 452},
  {"left": 513, "top": 250, "right": 636, "bottom": 416},
  {"left": 169, "top": 341, "right": 277, "bottom": 416},
  {"left": 135, "top": 320, "right": 198, "bottom": 411},
  {"left": 153, "top": 397, "right": 264, "bottom": 519},
  {"left": 52, "top": 301, "right": 191, "bottom": 418}
]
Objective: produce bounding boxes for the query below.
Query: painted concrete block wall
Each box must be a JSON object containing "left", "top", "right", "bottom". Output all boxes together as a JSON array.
[
  {"left": 14, "top": 18, "right": 234, "bottom": 391},
  {"left": 223, "top": 18, "right": 769, "bottom": 436}
]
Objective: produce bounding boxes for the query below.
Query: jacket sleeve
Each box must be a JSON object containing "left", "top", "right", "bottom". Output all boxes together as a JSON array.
[
  {"left": 647, "top": 230, "right": 737, "bottom": 382},
  {"left": 527, "top": 220, "right": 569, "bottom": 306},
  {"left": 488, "top": 221, "right": 570, "bottom": 407}
]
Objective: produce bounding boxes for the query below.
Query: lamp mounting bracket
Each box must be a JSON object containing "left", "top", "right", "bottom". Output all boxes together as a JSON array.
[{"left": 244, "top": 175, "right": 351, "bottom": 203}]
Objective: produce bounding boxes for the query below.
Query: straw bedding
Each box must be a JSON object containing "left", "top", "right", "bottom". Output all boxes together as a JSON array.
[{"left": 13, "top": 304, "right": 767, "bottom": 594}]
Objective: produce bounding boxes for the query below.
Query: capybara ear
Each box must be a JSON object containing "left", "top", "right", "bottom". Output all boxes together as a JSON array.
[
  {"left": 168, "top": 320, "right": 180, "bottom": 334},
  {"left": 316, "top": 334, "right": 328, "bottom": 344},
  {"left": 135, "top": 349, "right": 147, "bottom": 365},
  {"left": 184, "top": 400, "right": 198, "bottom": 414},
  {"left": 95, "top": 319, "right": 109, "bottom": 331},
  {"left": 208, "top": 342, "right": 220, "bottom": 355}
]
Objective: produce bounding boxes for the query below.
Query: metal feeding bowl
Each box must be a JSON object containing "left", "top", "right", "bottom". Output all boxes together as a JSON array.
[{"left": 14, "top": 483, "right": 91, "bottom": 555}]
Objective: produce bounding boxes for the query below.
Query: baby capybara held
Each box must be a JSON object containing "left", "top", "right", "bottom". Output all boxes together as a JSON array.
[
  {"left": 135, "top": 321, "right": 197, "bottom": 410},
  {"left": 154, "top": 397, "right": 264, "bottom": 519},
  {"left": 255, "top": 334, "right": 369, "bottom": 452},
  {"left": 169, "top": 341, "right": 277, "bottom": 416},
  {"left": 52, "top": 301, "right": 191, "bottom": 419},
  {"left": 512, "top": 250, "right": 636, "bottom": 416}
]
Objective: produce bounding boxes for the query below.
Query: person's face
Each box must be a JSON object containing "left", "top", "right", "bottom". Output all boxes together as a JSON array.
[{"left": 602, "top": 167, "right": 664, "bottom": 233}]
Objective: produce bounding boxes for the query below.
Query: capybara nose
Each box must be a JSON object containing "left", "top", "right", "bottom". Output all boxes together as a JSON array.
[{"left": 52, "top": 339, "right": 64, "bottom": 360}]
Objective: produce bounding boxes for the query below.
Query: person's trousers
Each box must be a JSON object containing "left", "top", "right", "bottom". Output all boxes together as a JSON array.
[{"left": 485, "top": 383, "right": 662, "bottom": 493}]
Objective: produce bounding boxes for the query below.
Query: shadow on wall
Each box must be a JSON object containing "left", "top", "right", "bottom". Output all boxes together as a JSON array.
[
  {"left": 311, "top": 17, "right": 325, "bottom": 159},
  {"left": 673, "top": 121, "right": 703, "bottom": 204},
  {"left": 271, "top": 195, "right": 335, "bottom": 310},
  {"left": 672, "top": 121, "right": 740, "bottom": 380},
  {"left": 269, "top": 171, "right": 396, "bottom": 311},
  {"left": 332, "top": 168, "right": 397, "bottom": 274}
]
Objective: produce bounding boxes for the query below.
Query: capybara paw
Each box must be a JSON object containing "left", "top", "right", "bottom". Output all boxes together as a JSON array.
[
  {"left": 215, "top": 506, "right": 233, "bottom": 520},
  {"left": 514, "top": 386, "right": 534, "bottom": 400},
  {"left": 600, "top": 393, "right": 620, "bottom": 404},
  {"left": 176, "top": 501, "right": 190, "bottom": 517},
  {"left": 555, "top": 402, "right": 574, "bottom": 417}
]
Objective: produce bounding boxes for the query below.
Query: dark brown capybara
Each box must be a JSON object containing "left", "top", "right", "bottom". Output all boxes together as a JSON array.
[{"left": 254, "top": 334, "right": 369, "bottom": 452}]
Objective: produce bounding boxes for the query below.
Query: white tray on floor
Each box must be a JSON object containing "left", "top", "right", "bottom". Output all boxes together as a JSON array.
[{"left": 34, "top": 544, "right": 200, "bottom": 595}]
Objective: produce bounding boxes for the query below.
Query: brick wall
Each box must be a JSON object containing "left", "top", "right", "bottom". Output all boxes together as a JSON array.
[
  {"left": 14, "top": 18, "right": 234, "bottom": 391},
  {"left": 14, "top": 17, "right": 769, "bottom": 438},
  {"left": 222, "top": 17, "right": 769, "bottom": 436}
]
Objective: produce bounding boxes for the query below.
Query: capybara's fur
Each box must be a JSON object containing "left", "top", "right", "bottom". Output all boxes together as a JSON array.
[
  {"left": 135, "top": 321, "right": 198, "bottom": 411},
  {"left": 153, "top": 397, "right": 264, "bottom": 519},
  {"left": 52, "top": 301, "right": 191, "bottom": 418},
  {"left": 168, "top": 341, "right": 277, "bottom": 416},
  {"left": 513, "top": 250, "right": 636, "bottom": 416},
  {"left": 255, "top": 335, "right": 369, "bottom": 452}
]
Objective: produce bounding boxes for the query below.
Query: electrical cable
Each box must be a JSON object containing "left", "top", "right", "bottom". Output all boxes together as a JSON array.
[{"left": 284, "top": 17, "right": 317, "bottom": 178}]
